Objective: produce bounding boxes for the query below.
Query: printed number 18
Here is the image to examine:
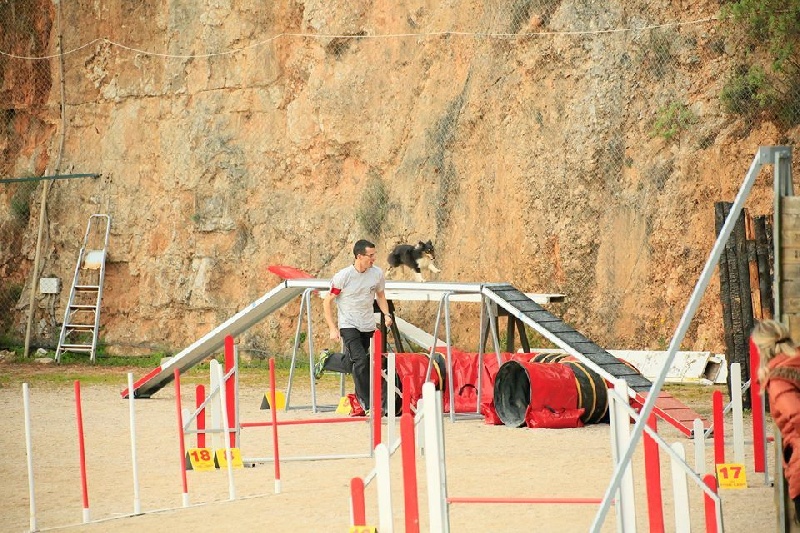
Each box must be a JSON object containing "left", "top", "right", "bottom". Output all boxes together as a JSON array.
[{"left": 191, "top": 449, "right": 212, "bottom": 462}]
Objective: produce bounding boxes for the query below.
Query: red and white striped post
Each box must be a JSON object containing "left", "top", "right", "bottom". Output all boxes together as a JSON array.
[
  {"left": 269, "top": 357, "right": 282, "bottom": 494},
  {"left": 371, "top": 329, "right": 383, "bottom": 450},
  {"left": 224, "top": 335, "right": 237, "bottom": 448},
  {"left": 401, "top": 412, "right": 420, "bottom": 533},
  {"left": 712, "top": 390, "right": 725, "bottom": 465},
  {"left": 703, "top": 474, "right": 720, "bottom": 533},
  {"left": 74, "top": 380, "right": 90, "bottom": 523},
  {"left": 195, "top": 384, "right": 206, "bottom": 448},
  {"left": 351, "top": 477, "right": 367, "bottom": 526},
  {"left": 749, "top": 338, "right": 766, "bottom": 473},
  {"left": 174, "top": 369, "right": 190, "bottom": 507},
  {"left": 644, "top": 413, "right": 664, "bottom": 533}
]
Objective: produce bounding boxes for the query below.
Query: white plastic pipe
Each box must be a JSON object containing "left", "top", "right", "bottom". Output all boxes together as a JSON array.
[
  {"left": 213, "top": 361, "right": 236, "bottom": 501},
  {"left": 23, "top": 383, "right": 37, "bottom": 533},
  {"left": 609, "top": 380, "right": 636, "bottom": 532},
  {"left": 376, "top": 443, "right": 394, "bottom": 533},
  {"left": 670, "top": 442, "right": 691, "bottom": 532},
  {"left": 693, "top": 418, "right": 705, "bottom": 475},
  {"left": 731, "top": 363, "right": 745, "bottom": 464},
  {"left": 388, "top": 352, "right": 396, "bottom": 446},
  {"left": 422, "top": 383, "right": 444, "bottom": 532},
  {"left": 127, "top": 373, "right": 142, "bottom": 515}
]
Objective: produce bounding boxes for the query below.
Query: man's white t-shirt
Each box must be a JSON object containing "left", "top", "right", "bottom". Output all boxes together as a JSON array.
[{"left": 330, "top": 265, "right": 386, "bottom": 332}]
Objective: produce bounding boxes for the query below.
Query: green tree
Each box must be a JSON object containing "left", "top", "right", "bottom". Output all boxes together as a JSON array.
[{"left": 721, "top": 0, "right": 800, "bottom": 127}]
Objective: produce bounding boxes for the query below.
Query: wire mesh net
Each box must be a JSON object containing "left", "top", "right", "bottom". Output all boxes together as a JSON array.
[{"left": 1, "top": 1, "right": 799, "bottom": 359}]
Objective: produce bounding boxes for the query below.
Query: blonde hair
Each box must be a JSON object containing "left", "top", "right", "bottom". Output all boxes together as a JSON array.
[{"left": 752, "top": 319, "right": 797, "bottom": 384}]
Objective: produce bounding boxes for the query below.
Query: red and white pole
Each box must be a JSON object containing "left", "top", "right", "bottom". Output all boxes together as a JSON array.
[
  {"left": 703, "top": 474, "right": 720, "bottom": 533},
  {"left": 644, "top": 414, "right": 664, "bottom": 533},
  {"left": 174, "top": 369, "right": 189, "bottom": 507},
  {"left": 196, "top": 384, "right": 206, "bottom": 449},
  {"left": 269, "top": 357, "right": 281, "bottom": 494},
  {"left": 372, "top": 329, "right": 383, "bottom": 450},
  {"left": 224, "top": 335, "right": 237, "bottom": 448},
  {"left": 74, "top": 380, "right": 90, "bottom": 523},
  {"left": 749, "top": 338, "right": 766, "bottom": 473},
  {"left": 350, "top": 477, "right": 367, "bottom": 526},
  {"left": 712, "top": 390, "right": 725, "bottom": 465},
  {"left": 401, "top": 412, "right": 420, "bottom": 533}
]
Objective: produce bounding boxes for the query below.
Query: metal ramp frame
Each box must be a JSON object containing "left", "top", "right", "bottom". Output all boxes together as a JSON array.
[
  {"left": 481, "top": 283, "right": 709, "bottom": 436},
  {"left": 122, "top": 272, "right": 707, "bottom": 434},
  {"left": 123, "top": 278, "right": 564, "bottom": 401},
  {"left": 121, "top": 282, "right": 306, "bottom": 398}
]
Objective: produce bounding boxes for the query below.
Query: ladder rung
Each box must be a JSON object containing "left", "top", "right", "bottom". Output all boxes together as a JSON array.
[
  {"left": 75, "top": 285, "right": 100, "bottom": 290},
  {"left": 58, "top": 344, "right": 93, "bottom": 351},
  {"left": 65, "top": 323, "right": 95, "bottom": 330},
  {"left": 69, "top": 304, "right": 97, "bottom": 310}
]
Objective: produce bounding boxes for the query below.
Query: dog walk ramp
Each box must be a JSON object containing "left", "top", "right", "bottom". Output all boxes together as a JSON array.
[
  {"left": 481, "top": 283, "right": 707, "bottom": 436},
  {"left": 122, "top": 282, "right": 305, "bottom": 399}
]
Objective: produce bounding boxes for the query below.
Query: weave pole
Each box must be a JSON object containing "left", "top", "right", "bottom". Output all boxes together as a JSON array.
[
  {"left": 693, "top": 419, "right": 706, "bottom": 475},
  {"left": 375, "top": 443, "right": 393, "bottom": 532},
  {"left": 731, "top": 363, "right": 745, "bottom": 464},
  {"left": 350, "top": 477, "right": 367, "bottom": 526},
  {"left": 749, "top": 338, "right": 766, "bottom": 475},
  {"left": 196, "top": 385, "right": 206, "bottom": 448},
  {"left": 213, "top": 360, "right": 236, "bottom": 501},
  {"left": 174, "top": 369, "right": 189, "bottom": 507},
  {"left": 269, "top": 358, "right": 281, "bottom": 494},
  {"left": 23, "top": 383, "right": 37, "bottom": 533},
  {"left": 703, "top": 474, "right": 720, "bottom": 533},
  {"left": 127, "top": 373, "right": 142, "bottom": 515},
  {"left": 643, "top": 414, "right": 664, "bottom": 533},
  {"left": 372, "top": 329, "right": 383, "bottom": 450},
  {"left": 401, "top": 412, "right": 420, "bottom": 533},
  {"left": 74, "top": 380, "right": 91, "bottom": 523},
  {"left": 712, "top": 390, "right": 725, "bottom": 465},
  {"left": 224, "top": 335, "right": 237, "bottom": 448}
]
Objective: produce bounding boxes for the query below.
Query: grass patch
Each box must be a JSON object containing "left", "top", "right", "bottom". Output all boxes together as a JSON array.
[{"left": 356, "top": 172, "right": 390, "bottom": 237}]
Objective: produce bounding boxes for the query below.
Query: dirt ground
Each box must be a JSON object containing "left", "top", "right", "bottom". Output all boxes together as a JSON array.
[{"left": 0, "top": 366, "right": 777, "bottom": 532}]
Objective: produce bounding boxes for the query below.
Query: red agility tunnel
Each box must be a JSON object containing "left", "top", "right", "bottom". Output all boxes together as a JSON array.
[
  {"left": 529, "top": 353, "right": 610, "bottom": 424},
  {"left": 492, "top": 360, "right": 585, "bottom": 429}
]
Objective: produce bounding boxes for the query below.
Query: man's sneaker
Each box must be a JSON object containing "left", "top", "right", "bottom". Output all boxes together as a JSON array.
[{"left": 314, "top": 349, "right": 331, "bottom": 380}]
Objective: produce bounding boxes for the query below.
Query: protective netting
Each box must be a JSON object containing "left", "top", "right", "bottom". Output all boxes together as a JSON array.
[{"left": 1, "top": 1, "right": 799, "bottom": 358}]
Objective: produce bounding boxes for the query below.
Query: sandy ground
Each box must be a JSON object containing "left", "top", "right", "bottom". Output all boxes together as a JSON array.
[{"left": 0, "top": 369, "right": 777, "bottom": 532}]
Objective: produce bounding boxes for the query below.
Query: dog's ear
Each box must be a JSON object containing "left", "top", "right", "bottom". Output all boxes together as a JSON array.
[
  {"left": 426, "top": 239, "right": 433, "bottom": 247},
  {"left": 418, "top": 241, "right": 425, "bottom": 247}
]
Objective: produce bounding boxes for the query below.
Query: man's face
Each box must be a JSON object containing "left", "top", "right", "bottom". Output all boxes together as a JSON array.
[{"left": 356, "top": 247, "right": 377, "bottom": 270}]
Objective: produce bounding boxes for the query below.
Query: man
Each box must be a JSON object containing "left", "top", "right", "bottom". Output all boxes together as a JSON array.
[{"left": 319, "top": 239, "right": 393, "bottom": 413}]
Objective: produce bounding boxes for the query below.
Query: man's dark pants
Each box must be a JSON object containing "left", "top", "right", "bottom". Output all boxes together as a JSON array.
[{"left": 321, "top": 328, "right": 374, "bottom": 410}]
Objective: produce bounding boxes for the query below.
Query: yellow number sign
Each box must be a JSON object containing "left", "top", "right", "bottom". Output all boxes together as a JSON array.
[
  {"left": 186, "top": 448, "right": 215, "bottom": 471},
  {"left": 215, "top": 448, "right": 244, "bottom": 469},
  {"left": 715, "top": 463, "right": 747, "bottom": 489}
]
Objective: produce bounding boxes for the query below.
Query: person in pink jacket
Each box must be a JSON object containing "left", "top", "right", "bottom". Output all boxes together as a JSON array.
[{"left": 753, "top": 319, "right": 800, "bottom": 522}]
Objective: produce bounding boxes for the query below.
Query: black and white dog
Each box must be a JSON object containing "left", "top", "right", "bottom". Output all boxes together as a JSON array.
[{"left": 386, "top": 240, "right": 441, "bottom": 282}]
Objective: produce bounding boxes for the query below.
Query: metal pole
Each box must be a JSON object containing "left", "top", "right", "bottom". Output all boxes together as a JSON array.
[{"left": 591, "top": 147, "right": 769, "bottom": 531}]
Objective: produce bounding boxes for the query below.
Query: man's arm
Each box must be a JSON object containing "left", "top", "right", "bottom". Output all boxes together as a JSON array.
[
  {"left": 375, "top": 291, "right": 393, "bottom": 326},
  {"left": 323, "top": 292, "right": 340, "bottom": 340}
]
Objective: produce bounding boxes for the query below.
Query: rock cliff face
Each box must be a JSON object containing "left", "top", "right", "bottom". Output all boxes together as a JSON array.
[{"left": 1, "top": 1, "right": 798, "bottom": 356}]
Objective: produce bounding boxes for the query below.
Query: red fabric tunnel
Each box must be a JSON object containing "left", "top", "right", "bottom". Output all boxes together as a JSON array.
[{"left": 493, "top": 360, "right": 584, "bottom": 429}]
